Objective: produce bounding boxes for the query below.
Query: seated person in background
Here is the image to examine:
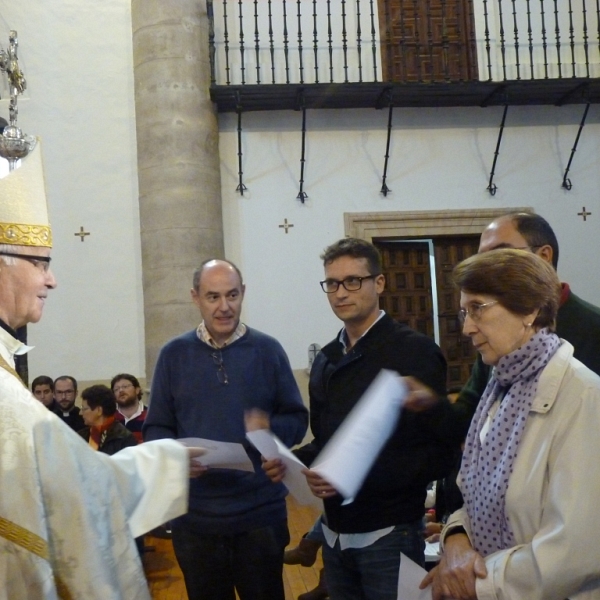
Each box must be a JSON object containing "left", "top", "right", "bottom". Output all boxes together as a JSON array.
[
  {"left": 421, "top": 249, "right": 600, "bottom": 600},
  {"left": 111, "top": 372, "right": 147, "bottom": 444},
  {"left": 79, "top": 384, "right": 137, "bottom": 454},
  {"left": 53, "top": 375, "right": 85, "bottom": 431},
  {"left": 31, "top": 374, "right": 56, "bottom": 410}
]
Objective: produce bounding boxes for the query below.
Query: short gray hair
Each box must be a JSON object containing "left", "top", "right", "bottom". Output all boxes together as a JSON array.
[{"left": 0, "top": 244, "right": 30, "bottom": 266}]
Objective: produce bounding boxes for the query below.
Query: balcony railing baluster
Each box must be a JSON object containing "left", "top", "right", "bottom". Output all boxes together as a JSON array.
[
  {"left": 208, "top": 0, "right": 216, "bottom": 85},
  {"left": 511, "top": 0, "right": 521, "bottom": 80},
  {"left": 553, "top": 0, "right": 562, "bottom": 78},
  {"left": 526, "top": 0, "right": 534, "bottom": 79},
  {"left": 238, "top": 0, "right": 245, "bottom": 85},
  {"left": 498, "top": 0, "right": 508, "bottom": 80},
  {"left": 297, "top": 0, "right": 304, "bottom": 84},
  {"left": 540, "top": 0, "right": 549, "bottom": 78},
  {"left": 327, "top": 0, "right": 334, "bottom": 83},
  {"left": 253, "top": 0, "right": 260, "bottom": 84},
  {"left": 223, "top": 0, "right": 231, "bottom": 85},
  {"left": 341, "top": 0, "right": 349, "bottom": 82},
  {"left": 283, "top": 0, "right": 290, "bottom": 84},
  {"left": 268, "top": 0, "right": 275, "bottom": 84},
  {"left": 568, "top": 0, "right": 576, "bottom": 77},
  {"left": 582, "top": 0, "right": 590, "bottom": 78},
  {"left": 356, "top": 0, "right": 363, "bottom": 83},
  {"left": 369, "top": 0, "right": 378, "bottom": 81},
  {"left": 483, "top": 0, "right": 493, "bottom": 81},
  {"left": 313, "top": 0, "right": 319, "bottom": 83}
]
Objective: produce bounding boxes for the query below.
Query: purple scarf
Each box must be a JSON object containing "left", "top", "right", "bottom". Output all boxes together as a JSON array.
[{"left": 460, "top": 328, "right": 561, "bottom": 556}]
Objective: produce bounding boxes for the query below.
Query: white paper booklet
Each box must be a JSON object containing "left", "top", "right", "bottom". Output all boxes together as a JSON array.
[{"left": 178, "top": 437, "right": 254, "bottom": 472}]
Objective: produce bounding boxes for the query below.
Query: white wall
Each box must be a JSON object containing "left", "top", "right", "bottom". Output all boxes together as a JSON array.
[
  {"left": 0, "top": 2, "right": 145, "bottom": 381},
  {"left": 2, "top": 3, "right": 599, "bottom": 381},
  {"left": 219, "top": 105, "right": 600, "bottom": 368}
]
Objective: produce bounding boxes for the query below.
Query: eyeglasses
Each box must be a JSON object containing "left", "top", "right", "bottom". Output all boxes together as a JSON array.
[
  {"left": 55, "top": 389, "right": 75, "bottom": 396},
  {"left": 211, "top": 351, "right": 229, "bottom": 385},
  {"left": 458, "top": 301, "right": 499, "bottom": 324},
  {"left": 0, "top": 251, "right": 52, "bottom": 273},
  {"left": 113, "top": 383, "right": 134, "bottom": 393},
  {"left": 320, "top": 274, "right": 379, "bottom": 293}
]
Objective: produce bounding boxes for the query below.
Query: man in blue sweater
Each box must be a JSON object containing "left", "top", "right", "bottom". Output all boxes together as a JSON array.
[{"left": 143, "top": 259, "right": 308, "bottom": 600}]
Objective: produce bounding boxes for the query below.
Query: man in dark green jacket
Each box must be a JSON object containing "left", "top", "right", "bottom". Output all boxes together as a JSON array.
[{"left": 450, "top": 212, "right": 600, "bottom": 438}]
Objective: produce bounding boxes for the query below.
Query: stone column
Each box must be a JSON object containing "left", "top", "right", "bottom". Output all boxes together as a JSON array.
[{"left": 132, "top": 0, "right": 223, "bottom": 380}]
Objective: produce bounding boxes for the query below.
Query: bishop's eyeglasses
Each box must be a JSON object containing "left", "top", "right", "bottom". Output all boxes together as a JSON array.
[{"left": 0, "top": 251, "right": 51, "bottom": 273}]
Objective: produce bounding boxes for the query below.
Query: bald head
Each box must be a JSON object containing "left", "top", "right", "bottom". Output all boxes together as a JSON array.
[
  {"left": 191, "top": 259, "right": 245, "bottom": 346},
  {"left": 479, "top": 213, "right": 559, "bottom": 269}
]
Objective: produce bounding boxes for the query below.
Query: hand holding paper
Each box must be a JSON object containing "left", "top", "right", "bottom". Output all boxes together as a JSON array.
[
  {"left": 310, "top": 369, "right": 408, "bottom": 502},
  {"left": 246, "top": 429, "right": 322, "bottom": 508}
]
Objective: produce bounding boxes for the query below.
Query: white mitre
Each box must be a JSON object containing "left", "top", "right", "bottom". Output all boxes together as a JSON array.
[{"left": 0, "top": 139, "right": 52, "bottom": 247}]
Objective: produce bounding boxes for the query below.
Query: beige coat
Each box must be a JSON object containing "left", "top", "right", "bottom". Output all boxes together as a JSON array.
[{"left": 444, "top": 342, "right": 600, "bottom": 600}]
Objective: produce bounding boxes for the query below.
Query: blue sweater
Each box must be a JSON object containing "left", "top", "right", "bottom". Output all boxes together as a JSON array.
[{"left": 143, "top": 328, "right": 308, "bottom": 534}]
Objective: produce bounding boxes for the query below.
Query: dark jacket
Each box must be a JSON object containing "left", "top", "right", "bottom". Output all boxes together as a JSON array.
[
  {"left": 296, "top": 314, "right": 458, "bottom": 534},
  {"left": 78, "top": 421, "right": 138, "bottom": 456},
  {"left": 452, "top": 287, "right": 600, "bottom": 439},
  {"left": 54, "top": 405, "right": 85, "bottom": 432}
]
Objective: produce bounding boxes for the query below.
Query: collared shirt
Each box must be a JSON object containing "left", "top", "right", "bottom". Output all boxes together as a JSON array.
[
  {"left": 0, "top": 321, "right": 33, "bottom": 366},
  {"left": 196, "top": 321, "right": 247, "bottom": 348},
  {"left": 117, "top": 401, "right": 145, "bottom": 425},
  {"left": 322, "top": 521, "right": 394, "bottom": 551},
  {"left": 338, "top": 310, "right": 386, "bottom": 354}
]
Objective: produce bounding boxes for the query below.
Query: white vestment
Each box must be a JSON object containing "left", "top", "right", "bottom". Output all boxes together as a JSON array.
[{"left": 0, "top": 328, "right": 190, "bottom": 600}]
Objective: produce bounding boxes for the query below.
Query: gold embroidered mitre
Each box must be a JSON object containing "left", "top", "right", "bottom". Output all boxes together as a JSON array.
[{"left": 0, "top": 140, "right": 52, "bottom": 247}]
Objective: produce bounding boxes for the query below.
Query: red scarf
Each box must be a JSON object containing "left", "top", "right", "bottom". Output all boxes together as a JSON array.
[{"left": 88, "top": 415, "right": 116, "bottom": 450}]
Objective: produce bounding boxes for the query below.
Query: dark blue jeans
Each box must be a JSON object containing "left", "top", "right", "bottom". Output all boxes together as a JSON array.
[
  {"left": 172, "top": 520, "right": 290, "bottom": 600},
  {"left": 322, "top": 521, "right": 425, "bottom": 600}
]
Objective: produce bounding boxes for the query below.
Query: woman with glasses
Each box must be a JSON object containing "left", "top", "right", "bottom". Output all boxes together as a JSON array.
[{"left": 422, "top": 249, "right": 600, "bottom": 600}]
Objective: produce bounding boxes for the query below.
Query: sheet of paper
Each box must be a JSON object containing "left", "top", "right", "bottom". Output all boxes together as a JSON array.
[
  {"left": 178, "top": 437, "right": 254, "bottom": 472},
  {"left": 246, "top": 429, "right": 323, "bottom": 508},
  {"left": 425, "top": 541, "right": 441, "bottom": 563},
  {"left": 398, "top": 552, "right": 432, "bottom": 600},
  {"left": 310, "top": 369, "right": 407, "bottom": 502}
]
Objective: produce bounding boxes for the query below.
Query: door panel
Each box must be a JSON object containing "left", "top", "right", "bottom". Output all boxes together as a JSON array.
[
  {"left": 375, "top": 236, "right": 479, "bottom": 391},
  {"left": 378, "top": 0, "right": 478, "bottom": 82}
]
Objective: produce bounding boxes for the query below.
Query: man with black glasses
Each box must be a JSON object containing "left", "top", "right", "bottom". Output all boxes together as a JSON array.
[
  {"left": 266, "top": 238, "right": 458, "bottom": 600},
  {"left": 144, "top": 258, "right": 308, "bottom": 600}
]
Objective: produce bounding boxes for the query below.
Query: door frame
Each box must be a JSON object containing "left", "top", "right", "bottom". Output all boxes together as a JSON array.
[{"left": 344, "top": 208, "right": 531, "bottom": 240}]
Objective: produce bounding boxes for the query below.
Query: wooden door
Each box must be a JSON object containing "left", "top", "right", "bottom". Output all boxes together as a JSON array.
[
  {"left": 434, "top": 236, "right": 479, "bottom": 388},
  {"left": 377, "top": 241, "right": 434, "bottom": 339},
  {"left": 376, "top": 236, "right": 479, "bottom": 390},
  {"left": 378, "top": 0, "right": 478, "bottom": 82}
]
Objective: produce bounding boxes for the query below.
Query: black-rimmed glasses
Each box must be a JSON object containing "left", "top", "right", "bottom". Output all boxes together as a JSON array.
[
  {"left": 211, "top": 351, "right": 229, "bottom": 385},
  {"left": 0, "top": 251, "right": 52, "bottom": 273},
  {"left": 320, "top": 274, "right": 378, "bottom": 293}
]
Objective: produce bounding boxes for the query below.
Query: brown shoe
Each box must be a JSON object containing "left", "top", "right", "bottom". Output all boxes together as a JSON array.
[
  {"left": 284, "top": 536, "right": 322, "bottom": 567},
  {"left": 298, "top": 568, "right": 328, "bottom": 600}
]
